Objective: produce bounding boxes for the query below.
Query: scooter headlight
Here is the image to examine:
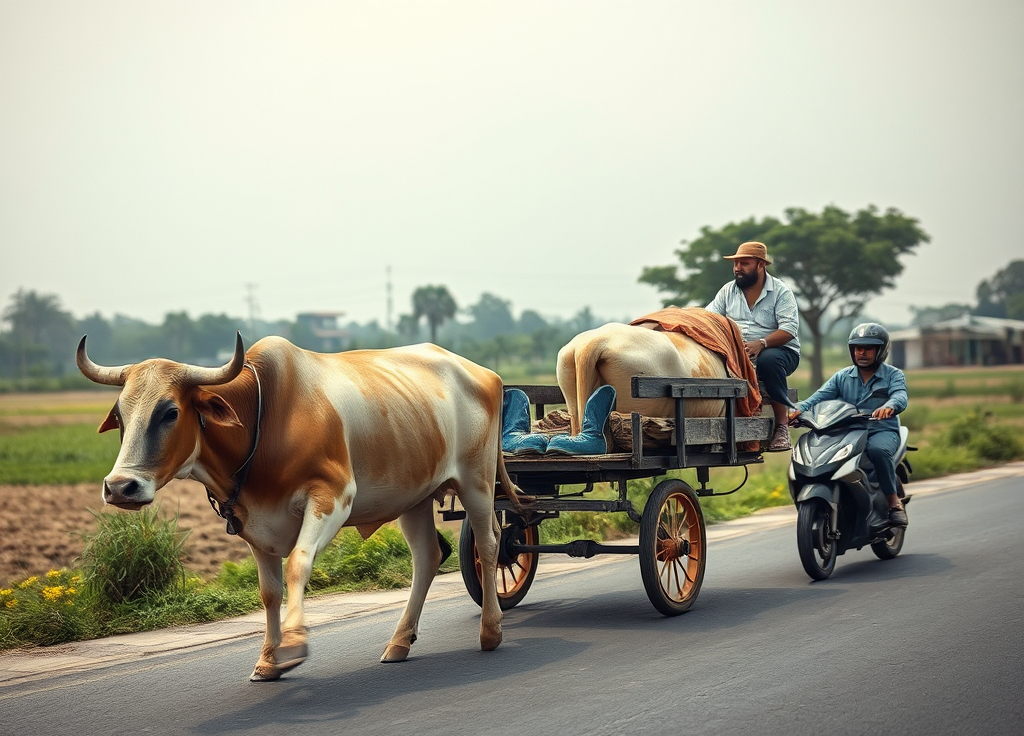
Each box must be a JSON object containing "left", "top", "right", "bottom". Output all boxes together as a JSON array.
[{"left": 831, "top": 443, "right": 854, "bottom": 463}]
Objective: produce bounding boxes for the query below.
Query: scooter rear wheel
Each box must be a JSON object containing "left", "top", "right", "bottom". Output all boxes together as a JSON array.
[
  {"left": 797, "top": 499, "right": 837, "bottom": 580},
  {"left": 872, "top": 479, "right": 907, "bottom": 560}
]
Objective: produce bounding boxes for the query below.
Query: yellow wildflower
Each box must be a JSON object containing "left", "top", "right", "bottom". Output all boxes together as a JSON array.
[
  {"left": 0, "top": 588, "right": 13, "bottom": 598},
  {"left": 41, "top": 586, "right": 66, "bottom": 602},
  {"left": 5, "top": 599, "right": 17, "bottom": 608},
  {"left": 46, "top": 570, "right": 62, "bottom": 579},
  {"left": 19, "top": 576, "right": 39, "bottom": 589}
]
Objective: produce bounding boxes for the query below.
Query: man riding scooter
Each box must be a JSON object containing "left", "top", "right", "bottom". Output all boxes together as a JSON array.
[{"left": 788, "top": 323, "right": 909, "bottom": 527}]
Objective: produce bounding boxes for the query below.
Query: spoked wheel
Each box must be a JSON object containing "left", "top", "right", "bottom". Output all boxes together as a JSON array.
[
  {"left": 872, "top": 479, "right": 907, "bottom": 560},
  {"left": 458, "top": 512, "right": 539, "bottom": 610},
  {"left": 797, "top": 499, "right": 837, "bottom": 580},
  {"left": 638, "top": 479, "right": 706, "bottom": 616}
]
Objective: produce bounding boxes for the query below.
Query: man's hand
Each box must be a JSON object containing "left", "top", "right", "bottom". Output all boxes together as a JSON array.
[
  {"left": 872, "top": 406, "right": 895, "bottom": 420},
  {"left": 743, "top": 340, "right": 764, "bottom": 359},
  {"left": 788, "top": 408, "right": 802, "bottom": 422}
]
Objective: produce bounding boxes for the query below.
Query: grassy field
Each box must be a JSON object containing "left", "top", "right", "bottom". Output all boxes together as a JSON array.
[{"left": 1, "top": 362, "right": 1022, "bottom": 486}]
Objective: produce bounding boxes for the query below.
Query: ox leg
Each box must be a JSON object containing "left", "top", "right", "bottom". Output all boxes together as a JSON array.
[
  {"left": 460, "top": 489, "right": 504, "bottom": 652},
  {"left": 381, "top": 497, "right": 442, "bottom": 663},
  {"left": 249, "top": 547, "right": 285, "bottom": 682},
  {"left": 274, "top": 491, "right": 353, "bottom": 678}
]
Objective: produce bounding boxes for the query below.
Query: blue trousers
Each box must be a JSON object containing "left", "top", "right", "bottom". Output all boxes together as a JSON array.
[
  {"left": 755, "top": 347, "right": 799, "bottom": 406},
  {"left": 866, "top": 429, "right": 901, "bottom": 497}
]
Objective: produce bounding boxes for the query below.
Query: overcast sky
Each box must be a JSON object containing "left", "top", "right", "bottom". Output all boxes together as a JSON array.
[{"left": 2, "top": 1, "right": 1022, "bottom": 332}]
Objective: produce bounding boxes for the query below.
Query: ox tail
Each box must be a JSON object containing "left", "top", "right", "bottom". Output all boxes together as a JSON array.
[{"left": 495, "top": 446, "right": 535, "bottom": 513}]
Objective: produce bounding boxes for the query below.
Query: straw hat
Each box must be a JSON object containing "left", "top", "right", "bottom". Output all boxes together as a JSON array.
[{"left": 723, "top": 241, "right": 772, "bottom": 264}]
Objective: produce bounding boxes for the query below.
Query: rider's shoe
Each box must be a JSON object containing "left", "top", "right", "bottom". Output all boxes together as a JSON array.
[
  {"left": 888, "top": 506, "right": 909, "bottom": 527},
  {"left": 767, "top": 423, "right": 791, "bottom": 452}
]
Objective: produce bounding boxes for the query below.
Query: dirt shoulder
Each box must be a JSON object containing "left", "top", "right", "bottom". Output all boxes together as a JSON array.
[{"left": 0, "top": 479, "right": 252, "bottom": 585}]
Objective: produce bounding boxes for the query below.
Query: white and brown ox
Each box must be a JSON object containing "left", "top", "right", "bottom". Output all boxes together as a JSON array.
[
  {"left": 77, "top": 333, "right": 528, "bottom": 681},
  {"left": 556, "top": 322, "right": 729, "bottom": 433}
]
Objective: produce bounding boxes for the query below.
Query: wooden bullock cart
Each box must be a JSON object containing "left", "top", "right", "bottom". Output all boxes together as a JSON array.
[{"left": 446, "top": 376, "right": 785, "bottom": 616}]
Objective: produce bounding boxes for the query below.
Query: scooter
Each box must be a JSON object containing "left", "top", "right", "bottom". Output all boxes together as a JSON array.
[{"left": 787, "top": 398, "right": 914, "bottom": 580}]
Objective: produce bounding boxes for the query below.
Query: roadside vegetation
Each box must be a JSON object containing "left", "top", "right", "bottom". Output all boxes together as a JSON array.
[{"left": 1, "top": 361, "right": 1022, "bottom": 650}]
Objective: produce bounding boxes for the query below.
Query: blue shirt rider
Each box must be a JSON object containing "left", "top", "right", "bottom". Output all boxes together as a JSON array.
[{"left": 788, "top": 322, "right": 909, "bottom": 527}]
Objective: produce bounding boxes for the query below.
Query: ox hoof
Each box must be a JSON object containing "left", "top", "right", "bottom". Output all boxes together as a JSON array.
[
  {"left": 380, "top": 644, "right": 411, "bottom": 663},
  {"left": 275, "top": 642, "right": 309, "bottom": 674},
  {"left": 481, "top": 630, "right": 503, "bottom": 652},
  {"left": 249, "top": 664, "right": 282, "bottom": 682}
]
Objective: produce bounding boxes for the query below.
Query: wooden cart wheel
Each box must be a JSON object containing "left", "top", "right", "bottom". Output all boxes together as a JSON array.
[
  {"left": 638, "top": 479, "right": 706, "bottom": 616},
  {"left": 458, "top": 513, "right": 539, "bottom": 610}
]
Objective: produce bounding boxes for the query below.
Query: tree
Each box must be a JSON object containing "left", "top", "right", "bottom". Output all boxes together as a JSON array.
[
  {"left": 1, "top": 289, "right": 76, "bottom": 378},
  {"left": 467, "top": 292, "right": 516, "bottom": 339},
  {"left": 770, "top": 205, "right": 929, "bottom": 385},
  {"left": 395, "top": 314, "right": 420, "bottom": 344},
  {"left": 162, "top": 311, "right": 194, "bottom": 358},
  {"left": 412, "top": 285, "right": 458, "bottom": 344},
  {"left": 640, "top": 205, "right": 929, "bottom": 387},
  {"left": 975, "top": 260, "right": 1024, "bottom": 319},
  {"left": 639, "top": 216, "right": 782, "bottom": 306},
  {"left": 517, "top": 309, "right": 548, "bottom": 334}
]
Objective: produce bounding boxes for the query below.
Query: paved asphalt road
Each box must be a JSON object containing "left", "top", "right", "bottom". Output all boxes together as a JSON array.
[{"left": 2, "top": 464, "right": 1022, "bottom": 736}]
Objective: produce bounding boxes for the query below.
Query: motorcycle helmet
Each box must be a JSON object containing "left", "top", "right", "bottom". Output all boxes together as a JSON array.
[{"left": 848, "top": 323, "right": 890, "bottom": 370}]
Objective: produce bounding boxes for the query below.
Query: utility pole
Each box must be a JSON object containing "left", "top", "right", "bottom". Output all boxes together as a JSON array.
[
  {"left": 245, "top": 283, "right": 260, "bottom": 339},
  {"left": 386, "top": 266, "right": 393, "bottom": 332}
]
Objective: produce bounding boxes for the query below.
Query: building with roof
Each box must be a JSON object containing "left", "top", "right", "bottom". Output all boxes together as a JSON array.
[
  {"left": 295, "top": 311, "right": 349, "bottom": 352},
  {"left": 888, "top": 315, "right": 1024, "bottom": 370}
]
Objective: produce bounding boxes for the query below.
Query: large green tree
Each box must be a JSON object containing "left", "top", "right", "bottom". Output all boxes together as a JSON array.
[
  {"left": 640, "top": 205, "right": 929, "bottom": 387},
  {"left": 412, "top": 285, "right": 458, "bottom": 344},
  {"left": 639, "top": 216, "right": 782, "bottom": 306}
]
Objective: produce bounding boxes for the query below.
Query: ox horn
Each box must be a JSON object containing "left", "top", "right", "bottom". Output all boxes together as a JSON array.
[
  {"left": 179, "top": 331, "right": 247, "bottom": 386},
  {"left": 77, "top": 336, "right": 131, "bottom": 386}
]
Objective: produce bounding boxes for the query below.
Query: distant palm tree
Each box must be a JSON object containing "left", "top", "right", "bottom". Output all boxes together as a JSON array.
[{"left": 412, "top": 285, "right": 457, "bottom": 344}]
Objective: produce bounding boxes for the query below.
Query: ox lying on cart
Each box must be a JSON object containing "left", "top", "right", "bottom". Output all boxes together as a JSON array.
[{"left": 451, "top": 376, "right": 788, "bottom": 616}]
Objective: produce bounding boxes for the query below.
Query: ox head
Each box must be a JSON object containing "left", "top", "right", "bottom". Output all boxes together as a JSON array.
[{"left": 77, "top": 333, "right": 247, "bottom": 509}]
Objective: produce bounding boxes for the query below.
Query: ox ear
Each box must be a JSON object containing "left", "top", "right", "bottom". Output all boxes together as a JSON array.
[
  {"left": 193, "top": 388, "right": 243, "bottom": 428},
  {"left": 98, "top": 404, "right": 120, "bottom": 434}
]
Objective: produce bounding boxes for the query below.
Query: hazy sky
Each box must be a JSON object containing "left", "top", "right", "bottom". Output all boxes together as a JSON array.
[{"left": 2, "top": 1, "right": 1022, "bottom": 332}]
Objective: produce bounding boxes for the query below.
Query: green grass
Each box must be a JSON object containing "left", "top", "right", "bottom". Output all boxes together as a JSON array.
[
  {"left": 0, "top": 424, "right": 119, "bottom": 484},
  {"left": 0, "top": 510, "right": 458, "bottom": 650}
]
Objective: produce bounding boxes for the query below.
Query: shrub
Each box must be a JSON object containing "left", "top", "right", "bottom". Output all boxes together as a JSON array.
[
  {"left": 899, "top": 405, "right": 930, "bottom": 432},
  {"left": 937, "top": 378, "right": 958, "bottom": 399},
  {"left": 0, "top": 569, "right": 94, "bottom": 647},
  {"left": 939, "top": 408, "right": 1023, "bottom": 463},
  {"left": 78, "top": 507, "right": 190, "bottom": 605},
  {"left": 1008, "top": 377, "right": 1024, "bottom": 405}
]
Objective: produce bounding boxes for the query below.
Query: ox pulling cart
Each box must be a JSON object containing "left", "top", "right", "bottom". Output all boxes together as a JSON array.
[{"left": 446, "top": 375, "right": 783, "bottom": 617}]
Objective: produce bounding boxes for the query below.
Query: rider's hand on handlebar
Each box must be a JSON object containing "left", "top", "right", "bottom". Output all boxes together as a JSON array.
[
  {"left": 787, "top": 408, "right": 802, "bottom": 424},
  {"left": 872, "top": 406, "right": 895, "bottom": 420}
]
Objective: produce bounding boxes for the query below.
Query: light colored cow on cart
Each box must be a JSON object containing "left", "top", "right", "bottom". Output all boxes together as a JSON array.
[
  {"left": 77, "top": 333, "right": 529, "bottom": 681},
  {"left": 556, "top": 321, "right": 730, "bottom": 434}
]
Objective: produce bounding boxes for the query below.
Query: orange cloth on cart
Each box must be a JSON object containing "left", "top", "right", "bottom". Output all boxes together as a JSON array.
[{"left": 629, "top": 307, "right": 762, "bottom": 418}]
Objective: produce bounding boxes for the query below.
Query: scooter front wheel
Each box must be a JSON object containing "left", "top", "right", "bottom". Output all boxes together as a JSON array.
[{"left": 797, "top": 499, "right": 837, "bottom": 580}]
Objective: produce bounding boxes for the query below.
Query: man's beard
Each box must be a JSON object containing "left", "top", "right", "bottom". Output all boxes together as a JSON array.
[{"left": 735, "top": 271, "right": 758, "bottom": 289}]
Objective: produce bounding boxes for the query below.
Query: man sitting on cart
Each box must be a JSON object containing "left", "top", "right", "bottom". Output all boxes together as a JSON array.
[
  {"left": 705, "top": 241, "right": 801, "bottom": 452},
  {"left": 788, "top": 323, "right": 909, "bottom": 527}
]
